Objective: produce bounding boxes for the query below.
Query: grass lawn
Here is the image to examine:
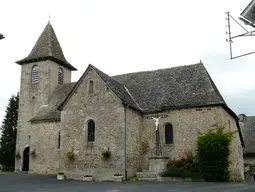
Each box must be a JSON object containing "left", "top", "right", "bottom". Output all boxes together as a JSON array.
[{"left": 0, "top": 171, "right": 16, "bottom": 174}]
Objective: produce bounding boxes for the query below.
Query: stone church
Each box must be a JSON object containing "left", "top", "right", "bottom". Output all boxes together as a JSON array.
[{"left": 15, "top": 22, "right": 244, "bottom": 181}]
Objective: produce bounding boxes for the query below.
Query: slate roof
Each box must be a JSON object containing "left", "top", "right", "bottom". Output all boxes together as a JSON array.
[
  {"left": 239, "top": 115, "right": 255, "bottom": 154},
  {"left": 113, "top": 63, "right": 226, "bottom": 112},
  {"left": 32, "top": 63, "right": 230, "bottom": 123},
  {"left": 16, "top": 22, "right": 77, "bottom": 71},
  {"left": 91, "top": 65, "right": 142, "bottom": 110},
  {"left": 30, "top": 82, "right": 76, "bottom": 122}
]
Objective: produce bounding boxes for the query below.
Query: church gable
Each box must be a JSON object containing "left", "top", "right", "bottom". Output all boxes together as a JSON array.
[
  {"left": 62, "top": 65, "right": 124, "bottom": 111},
  {"left": 58, "top": 64, "right": 140, "bottom": 111}
]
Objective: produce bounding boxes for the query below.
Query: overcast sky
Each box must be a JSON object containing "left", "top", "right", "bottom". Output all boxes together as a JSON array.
[{"left": 0, "top": 0, "right": 255, "bottom": 123}]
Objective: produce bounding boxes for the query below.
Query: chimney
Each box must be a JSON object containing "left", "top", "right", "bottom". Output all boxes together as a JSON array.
[{"left": 238, "top": 114, "right": 246, "bottom": 122}]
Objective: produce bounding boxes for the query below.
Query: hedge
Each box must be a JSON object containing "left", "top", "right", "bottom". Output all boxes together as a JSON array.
[{"left": 196, "top": 125, "right": 237, "bottom": 182}]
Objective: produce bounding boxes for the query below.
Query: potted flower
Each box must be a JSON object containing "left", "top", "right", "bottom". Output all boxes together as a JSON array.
[
  {"left": 101, "top": 150, "right": 111, "bottom": 160},
  {"left": 66, "top": 151, "right": 74, "bottom": 159},
  {"left": 57, "top": 172, "right": 65, "bottom": 180},
  {"left": 112, "top": 173, "right": 123, "bottom": 182},
  {"left": 83, "top": 175, "right": 93, "bottom": 181},
  {"left": 15, "top": 151, "right": 21, "bottom": 160},
  {"left": 29, "top": 149, "right": 36, "bottom": 157}
]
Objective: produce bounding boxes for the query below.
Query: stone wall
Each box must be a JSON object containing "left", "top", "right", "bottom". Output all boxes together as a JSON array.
[
  {"left": 140, "top": 106, "right": 244, "bottom": 180},
  {"left": 126, "top": 107, "right": 143, "bottom": 176},
  {"left": 219, "top": 107, "right": 244, "bottom": 181},
  {"left": 141, "top": 106, "right": 221, "bottom": 170},
  {"left": 29, "top": 121, "right": 60, "bottom": 174},
  {"left": 60, "top": 68, "right": 126, "bottom": 180},
  {"left": 15, "top": 60, "right": 71, "bottom": 172}
]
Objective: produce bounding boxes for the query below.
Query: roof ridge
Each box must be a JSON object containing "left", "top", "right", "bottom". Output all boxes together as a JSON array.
[
  {"left": 124, "top": 85, "right": 143, "bottom": 111},
  {"left": 89, "top": 64, "right": 141, "bottom": 110},
  {"left": 201, "top": 65, "right": 226, "bottom": 105},
  {"left": 48, "top": 21, "right": 52, "bottom": 56},
  {"left": 112, "top": 63, "right": 202, "bottom": 78}
]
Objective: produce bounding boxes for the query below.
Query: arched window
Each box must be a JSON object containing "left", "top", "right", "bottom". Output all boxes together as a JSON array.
[
  {"left": 165, "top": 123, "right": 173, "bottom": 144},
  {"left": 88, "top": 80, "right": 94, "bottom": 94},
  {"left": 87, "top": 120, "right": 95, "bottom": 142},
  {"left": 57, "top": 131, "right": 60, "bottom": 149},
  {"left": 32, "top": 65, "right": 39, "bottom": 83},
  {"left": 58, "top": 68, "right": 63, "bottom": 84}
]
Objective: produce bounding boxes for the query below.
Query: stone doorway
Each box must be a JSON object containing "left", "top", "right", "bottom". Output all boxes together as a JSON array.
[{"left": 22, "top": 147, "right": 30, "bottom": 171}]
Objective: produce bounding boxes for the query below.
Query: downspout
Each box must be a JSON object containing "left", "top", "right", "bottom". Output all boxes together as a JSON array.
[{"left": 123, "top": 103, "right": 129, "bottom": 181}]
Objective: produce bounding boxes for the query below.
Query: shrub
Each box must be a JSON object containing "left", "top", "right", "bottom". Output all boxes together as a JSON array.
[
  {"left": 160, "top": 165, "right": 189, "bottom": 178},
  {"left": 29, "top": 149, "right": 36, "bottom": 157},
  {"left": 163, "top": 152, "right": 202, "bottom": 179},
  {"left": 66, "top": 151, "right": 74, "bottom": 159},
  {"left": 101, "top": 150, "right": 111, "bottom": 159},
  {"left": 114, "top": 173, "right": 122, "bottom": 176},
  {"left": 196, "top": 125, "right": 237, "bottom": 182}
]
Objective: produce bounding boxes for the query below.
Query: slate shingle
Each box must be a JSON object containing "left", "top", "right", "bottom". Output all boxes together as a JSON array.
[
  {"left": 30, "top": 82, "right": 76, "bottom": 122},
  {"left": 31, "top": 63, "right": 229, "bottom": 122},
  {"left": 91, "top": 65, "right": 142, "bottom": 110},
  {"left": 240, "top": 115, "right": 255, "bottom": 154},
  {"left": 15, "top": 22, "right": 76, "bottom": 71},
  {"left": 113, "top": 63, "right": 225, "bottom": 112}
]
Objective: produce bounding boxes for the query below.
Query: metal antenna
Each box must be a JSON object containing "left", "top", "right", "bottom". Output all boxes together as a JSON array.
[{"left": 226, "top": 11, "right": 255, "bottom": 59}]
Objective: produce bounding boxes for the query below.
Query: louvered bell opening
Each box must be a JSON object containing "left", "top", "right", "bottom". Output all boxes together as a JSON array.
[
  {"left": 58, "top": 68, "right": 63, "bottom": 84},
  {"left": 32, "top": 65, "right": 39, "bottom": 83}
]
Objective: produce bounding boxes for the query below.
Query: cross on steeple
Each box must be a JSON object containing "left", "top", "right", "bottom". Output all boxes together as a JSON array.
[{"left": 48, "top": 12, "right": 51, "bottom": 22}]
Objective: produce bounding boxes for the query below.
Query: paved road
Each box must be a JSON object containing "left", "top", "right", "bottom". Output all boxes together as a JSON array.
[{"left": 1, "top": 173, "right": 255, "bottom": 192}]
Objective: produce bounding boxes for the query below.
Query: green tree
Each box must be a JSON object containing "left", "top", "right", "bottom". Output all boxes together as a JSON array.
[
  {"left": 0, "top": 93, "right": 19, "bottom": 170},
  {"left": 196, "top": 125, "right": 237, "bottom": 182}
]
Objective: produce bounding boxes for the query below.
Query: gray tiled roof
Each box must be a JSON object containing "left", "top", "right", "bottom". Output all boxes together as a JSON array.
[
  {"left": 32, "top": 63, "right": 226, "bottom": 121},
  {"left": 91, "top": 65, "right": 142, "bottom": 110},
  {"left": 16, "top": 22, "right": 76, "bottom": 71},
  {"left": 113, "top": 63, "right": 226, "bottom": 112},
  {"left": 30, "top": 82, "right": 76, "bottom": 122},
  {"left": 239, "top": 115, "right": 255, "bottom": 154}
]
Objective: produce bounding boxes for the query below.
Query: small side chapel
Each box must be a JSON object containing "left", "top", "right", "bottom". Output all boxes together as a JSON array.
[{"left": 15, "top": 22, "right": 244, "bottom": 181}]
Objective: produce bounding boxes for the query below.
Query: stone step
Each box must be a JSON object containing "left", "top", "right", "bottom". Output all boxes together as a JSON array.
[
  {"left": 136, "top": 171, "right": 158, "bottom": 179},
  {"left": 138, "top": 177, "right": 157, "bottom": 181}
]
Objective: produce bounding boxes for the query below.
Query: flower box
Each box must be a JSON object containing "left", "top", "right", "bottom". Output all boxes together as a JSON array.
[
  {"left": 57, "top": 172, "right": 65, "bottom": 180},
  {"left": 83, "top": 175, "right": 93, "bottom": 181},
  {"left": 112, "top": 175, "right": 123, "bottom": 182}
]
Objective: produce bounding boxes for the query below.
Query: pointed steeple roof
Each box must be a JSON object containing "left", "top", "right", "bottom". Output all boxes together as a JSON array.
[{"left": 16, "top": 22, "right": 77, "bottom": 71}]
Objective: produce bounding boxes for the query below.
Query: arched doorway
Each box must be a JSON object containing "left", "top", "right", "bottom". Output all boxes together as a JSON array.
[{"left": 22, "top": 147, "right": 30, "bottom": 171}]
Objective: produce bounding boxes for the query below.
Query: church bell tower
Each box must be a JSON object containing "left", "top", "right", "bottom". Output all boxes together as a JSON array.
[{"left": 14, "top": 22, "right": 76, "bottom": 172}]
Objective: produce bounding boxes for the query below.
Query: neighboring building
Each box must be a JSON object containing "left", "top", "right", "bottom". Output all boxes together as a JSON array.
[
  {"left": 14, "top": 22, "right": 245, "bottom": 181},
  {"left": 239, "top": 114, "right": 255, "bottom": 180},
  {"left": 239, "top": 114, "right": 255, "bottom": 163}
]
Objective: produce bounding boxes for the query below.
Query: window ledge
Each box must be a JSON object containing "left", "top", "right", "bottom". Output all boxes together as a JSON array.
[{"left": 164, "top": 144, "right": 174, "bottom": 147}]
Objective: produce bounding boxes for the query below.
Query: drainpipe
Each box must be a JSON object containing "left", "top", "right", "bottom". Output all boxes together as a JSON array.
[{"left": 123, "top": 103, "right": 128, "bottom": 181}]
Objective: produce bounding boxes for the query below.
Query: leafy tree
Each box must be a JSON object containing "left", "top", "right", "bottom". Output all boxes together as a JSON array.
[
  {"left": 0, "top": 93, "right": 19, "bottom": 170},
  {"left": 196, "top": 125, "right": 237, "bottom": 182}
]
